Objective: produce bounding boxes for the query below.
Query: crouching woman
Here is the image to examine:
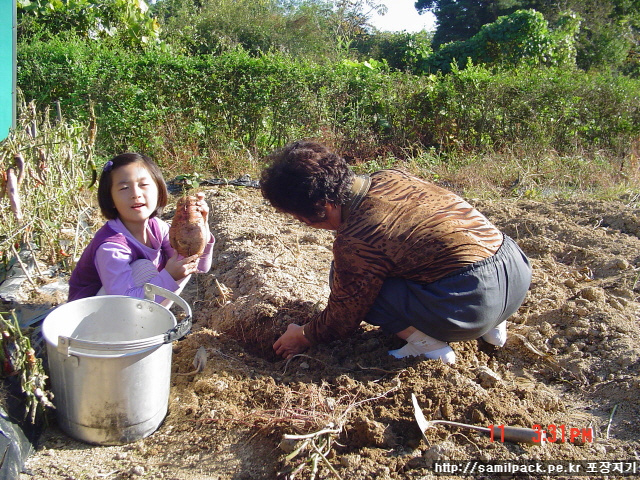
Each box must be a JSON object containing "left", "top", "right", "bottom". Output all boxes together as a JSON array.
[{"left": 260, "top": 141, "right": 531, "bottom": 364}]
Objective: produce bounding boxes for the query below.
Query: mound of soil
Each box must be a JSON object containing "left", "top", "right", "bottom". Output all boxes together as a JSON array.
[{"left": 19, "top": 185, "right": 640, "bottom": 480}]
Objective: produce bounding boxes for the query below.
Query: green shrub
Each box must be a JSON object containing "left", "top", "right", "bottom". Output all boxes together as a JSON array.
[
  {"left": 18, "top": 40, "right": 399, "bottom": 166},
  {"left": 410, "top": 64, "right": 640, "bottom": 155},
  {"left": 17, "top": 36, "right": 640, "bottom": 173},
  {"left": 352, "top": 31, "right": 433, "bottom": 73}
]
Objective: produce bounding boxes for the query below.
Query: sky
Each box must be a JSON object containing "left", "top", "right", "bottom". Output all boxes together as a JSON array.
[{"left": 367, "top": 0, "right": 436, "bottom": 33}]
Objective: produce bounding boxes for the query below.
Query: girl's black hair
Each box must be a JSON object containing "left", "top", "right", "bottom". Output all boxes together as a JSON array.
[{"left": 97, "top": 152, "right": 168, "bottom": 220}]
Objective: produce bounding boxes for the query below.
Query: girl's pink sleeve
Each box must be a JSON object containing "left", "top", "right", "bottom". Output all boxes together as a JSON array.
[
  {"left": 197, "top": 233, "right": 215, "bottom": 272},
  {"left": 95, "top": 242, "right": 180, "bottom": 300}
]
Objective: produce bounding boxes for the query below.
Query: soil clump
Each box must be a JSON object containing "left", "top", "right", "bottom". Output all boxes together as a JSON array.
[{"left": 17, "top": 185, "right": 640, "bottom": 480}]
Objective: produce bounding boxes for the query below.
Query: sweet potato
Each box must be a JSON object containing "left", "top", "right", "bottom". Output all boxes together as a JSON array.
[{"left": 169, "top": 195, "right": 208, "bottom": 257}]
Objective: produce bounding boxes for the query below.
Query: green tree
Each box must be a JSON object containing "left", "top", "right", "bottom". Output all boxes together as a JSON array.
[
  {"left": 415, "top": 0, "right": 640, "bottom": 73},
  {"left": 563, "top": 0, "right": 640, "bottom": 72},
  {"left": 331, "top": 0, "right": 387, "bottom": 39},
  {"left": 154, "top": 0, "right": 389, "bottom": 60},
  {"left": 414, "top": 0, "right": 543, "bottom": 48},
  {"left": 422, "top": 9, "right": 579, "bottom": 73},
  {"left": 18, "top": 0, "right": 161, "bottom": 47},
  {"left": 353, "top": 31, "right": 433, "bottom": 73}
]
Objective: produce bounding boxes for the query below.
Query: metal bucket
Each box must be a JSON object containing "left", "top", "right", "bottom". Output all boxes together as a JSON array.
[{"left": 42, "top": 284, "right": 192, "bottom": 445}]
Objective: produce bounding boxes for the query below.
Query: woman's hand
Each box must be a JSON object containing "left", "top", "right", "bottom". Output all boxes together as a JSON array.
[
  {"left": 165, "top": 251, "right": 200, "bottom": 281},
  {"left": 273, "top": 323, "right": 312, "bottom": 359}
]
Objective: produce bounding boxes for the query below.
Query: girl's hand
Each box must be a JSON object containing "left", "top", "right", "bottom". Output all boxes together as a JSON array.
[
  {"left": 195, "top": 192, "right": 210, "bottom": 224},
  {"left": 165, "top": 252, "right": 200, "bottom": 281}
]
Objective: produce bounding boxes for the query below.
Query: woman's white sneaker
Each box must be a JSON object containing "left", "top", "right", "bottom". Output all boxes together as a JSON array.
[
  {"left": 388, "top": 330, "right": 456, "bottom": 364},
  {"left": 481, "top": 321, "right": 508, "bottom": 347}
]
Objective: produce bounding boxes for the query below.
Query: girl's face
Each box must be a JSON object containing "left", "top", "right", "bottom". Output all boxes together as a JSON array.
[{"left": 110, "top": 162, "right": 159, "bottom": 227}]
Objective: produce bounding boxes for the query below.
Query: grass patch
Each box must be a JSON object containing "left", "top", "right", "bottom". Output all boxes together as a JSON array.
[{"left": 400, "top": 147, "right": 640, "bottom": 202}]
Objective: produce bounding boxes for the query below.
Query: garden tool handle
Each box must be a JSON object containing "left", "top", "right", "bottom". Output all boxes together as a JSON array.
[
  {"left": 412, "top": 393, "right": 543, "bottom": 445},
  {"left": 431, "top": 420, "right": 545, "bottom": 445},
  {"left": 499, "top": 426, "right": 545, "bottom": 445}
]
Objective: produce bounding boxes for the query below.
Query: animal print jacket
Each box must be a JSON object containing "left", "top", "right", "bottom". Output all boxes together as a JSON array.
[{"left": 303, "top": 169, "right": 504, "bottom": 345}]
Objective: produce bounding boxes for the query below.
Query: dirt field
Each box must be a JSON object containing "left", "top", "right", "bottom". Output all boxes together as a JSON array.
[{"left": 16, "top": 183, "right": 640, "bottom": 480}]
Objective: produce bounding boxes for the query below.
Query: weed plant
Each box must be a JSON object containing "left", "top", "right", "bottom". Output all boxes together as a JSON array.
[{"left": 0, "top": 97, "right": 97, "bottom": 275}]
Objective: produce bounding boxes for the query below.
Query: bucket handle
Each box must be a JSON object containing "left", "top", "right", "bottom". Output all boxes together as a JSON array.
[
  {"left": 144, "top": 283, "right": 192, "bottom": 343},
  {"left": 56, "top": 283, "right": 192, "bottom": 356}
]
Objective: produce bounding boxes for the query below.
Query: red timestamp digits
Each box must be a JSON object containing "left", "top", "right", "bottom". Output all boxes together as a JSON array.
[{"left": 532, "top": 424, "right": 594, "bottom": 444}]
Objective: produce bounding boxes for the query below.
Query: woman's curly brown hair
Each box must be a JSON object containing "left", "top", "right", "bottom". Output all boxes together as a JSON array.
[{"left": 260, "top": 141, "right": 354, "bottom": 222}]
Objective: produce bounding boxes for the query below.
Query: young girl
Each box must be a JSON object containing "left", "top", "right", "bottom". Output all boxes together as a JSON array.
[{"left": 68, "top": 152, "right": 215, "bottom": 305}]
